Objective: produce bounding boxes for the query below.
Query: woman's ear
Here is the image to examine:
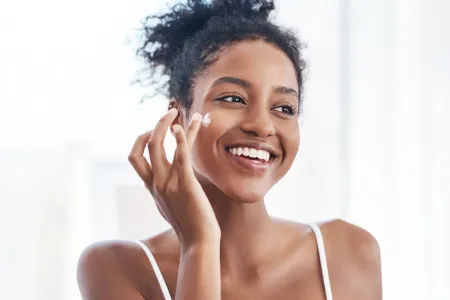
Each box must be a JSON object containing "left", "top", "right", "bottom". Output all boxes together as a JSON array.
[{"left": 168, "top": 98, "right": 186, "bottom": 129}]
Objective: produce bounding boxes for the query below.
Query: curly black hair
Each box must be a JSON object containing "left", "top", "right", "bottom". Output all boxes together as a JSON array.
[{"left": 136, "top": 0, "right": 306, "bottom": 112}]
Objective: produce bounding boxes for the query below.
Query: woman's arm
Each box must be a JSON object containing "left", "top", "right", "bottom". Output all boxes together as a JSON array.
[
  {"left": 330, "top": 220, "right": 382, "bottom": 300},
  {"left": 128, "top": 110, "right": 222, "bottom": 299},
  {"left": 351, "top": 230, "right": 382, "bottom": 300},
  {"left": 176, "top": 241, "right": 221, "bottom": 300},
  {"left": 77, "top": 242, "right": 146, "bottom": 300},
  {"left": 77, "top": 239, "right": 222, "bottom": 300}
]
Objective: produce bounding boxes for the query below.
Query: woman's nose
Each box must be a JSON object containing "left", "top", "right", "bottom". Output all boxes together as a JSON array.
[{"left": 240, "top": 107, "right": 276, "bottom": 137}]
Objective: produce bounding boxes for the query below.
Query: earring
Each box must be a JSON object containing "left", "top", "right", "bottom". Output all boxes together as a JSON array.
[{"left": 168, "top": 103, "right": 174, "bottom": 110}]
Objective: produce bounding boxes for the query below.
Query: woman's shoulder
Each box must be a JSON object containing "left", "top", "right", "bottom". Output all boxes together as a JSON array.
[
  {"left": 276, "top": 217, "right": 378, "bottom": 244},
  {"left": 278, "top": 218, "right": 380, "bottom": 269},
  {"left": 77, "top": 230, "right": 179, "bottom": 299},
  {"left": 271, "top": 217, "right": 380, "bottom": 271},
  {"left": 314, "top": 219, "right": 382, "bottom": 297},
  {"left": 318, "top": 219, "right": 380, "bottom": 262},
  {"left": 280, "top": 218, "right": 379, "bottom": 250},
  {"left": 287, "top": 218, "right": 380, "bottom": 266}
]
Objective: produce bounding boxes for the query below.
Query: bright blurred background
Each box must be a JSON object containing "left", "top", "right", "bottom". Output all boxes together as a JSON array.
[{"left": 1, "top": 0, "right": 449, "bottom": 299}]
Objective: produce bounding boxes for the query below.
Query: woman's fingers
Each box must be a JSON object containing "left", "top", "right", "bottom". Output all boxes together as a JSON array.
[
  {"left": 185, "top": 113, "right": 202, "bottom": 148},
  {"left": 148, "top": 108, "right": 179, "bottom": 181},
  {"left": 128, "top": 131, "right": 153, "bottom": 182},
  {"left": 169, "top": 113, "right": 202, "bottom": 184},
  {"left": 171, "top": 124, "right": 196, "bottom": 181}
]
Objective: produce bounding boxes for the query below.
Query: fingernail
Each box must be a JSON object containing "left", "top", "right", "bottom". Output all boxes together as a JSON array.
[
  {"left": 189, "top": 113, "right": 202, "bottom": 126},
  {"left": 172, "top": 125, "right": 180, "bottom": 134}
]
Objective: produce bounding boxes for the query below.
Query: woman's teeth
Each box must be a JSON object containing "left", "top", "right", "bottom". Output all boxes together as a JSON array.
[{"left": 227, "top": 147, "right": 271, "bottom": 162}]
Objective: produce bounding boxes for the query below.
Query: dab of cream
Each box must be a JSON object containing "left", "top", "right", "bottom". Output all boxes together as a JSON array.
[{"left": 201, "top": 112, "right": 211, "bottom": 127}]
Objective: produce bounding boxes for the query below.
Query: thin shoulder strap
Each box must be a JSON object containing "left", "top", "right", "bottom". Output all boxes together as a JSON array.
[
  {"left": 135, "top": 240, "right": 173, "bottom": 300},
  {"left": 308, "top": 223, "right": 333, "bottom": 300}
]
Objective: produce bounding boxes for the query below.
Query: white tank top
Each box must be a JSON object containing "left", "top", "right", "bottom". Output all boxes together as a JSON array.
[{"left": 135, "top": 223, "right": 333, "bottom": 300}]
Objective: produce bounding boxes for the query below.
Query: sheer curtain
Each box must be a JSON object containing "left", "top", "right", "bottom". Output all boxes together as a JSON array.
[
  {"left": 0, "top": 0, "right": 448, "bottom": 299},
  {"left": 343, "top": 1, "right": 450, "bottom": 299}
]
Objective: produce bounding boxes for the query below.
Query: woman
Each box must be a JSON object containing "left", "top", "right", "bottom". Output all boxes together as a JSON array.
[{"left": 77, "top": 0, "right": 382, "bottom": 299}]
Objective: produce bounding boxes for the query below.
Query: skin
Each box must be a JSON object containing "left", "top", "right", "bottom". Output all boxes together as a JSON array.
[{"left": 77, "top": 40, "right": 382, "bottom": 300}]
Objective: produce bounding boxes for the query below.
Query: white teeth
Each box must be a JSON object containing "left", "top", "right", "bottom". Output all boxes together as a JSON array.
[
  {"left": 227, "top": 147, "right": 271, "bottom": 162},
  {"left": 257, "top": 150, "right": 265, "bottom": 160}
]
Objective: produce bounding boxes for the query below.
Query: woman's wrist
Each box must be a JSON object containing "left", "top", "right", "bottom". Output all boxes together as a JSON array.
[
  {"left": 180, "top": 233, "right": 221, "bottom": 254},
  {"left": 176, "top": 233, "right": 221, "bottom": 300},
  {"left": 177, "top": 223, "right": 221, "bottom": 250}
]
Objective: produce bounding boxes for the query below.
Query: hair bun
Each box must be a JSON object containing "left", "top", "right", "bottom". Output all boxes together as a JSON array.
[
  {"left": 212, "top": 0, "right": 275, "bottom": 20},
  {"left": 138, "top": 0, "right": 275, "bottom": 81}
]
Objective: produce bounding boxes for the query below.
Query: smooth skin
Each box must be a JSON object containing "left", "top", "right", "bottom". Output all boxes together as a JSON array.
[{"left": 77, "top": 40, "right": 382, "bottom": 300}]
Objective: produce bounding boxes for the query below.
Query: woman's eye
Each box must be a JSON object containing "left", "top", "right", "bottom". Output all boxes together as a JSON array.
[
  {"left": 273, "top": 105, "right": 296, "bottom": 116},
  {"left": 216, "top": 95, "right": 245, "bottom": 104}
]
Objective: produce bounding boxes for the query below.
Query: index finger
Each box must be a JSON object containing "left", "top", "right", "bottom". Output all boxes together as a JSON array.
[
  {"left": 128, "top": 131, "right": 153, "bottom": 181},
  {"left": 147, "top": 108, "right": 179, "bottom": 181},
  {"left": 185, "top": 112, "right": 202, "bottom": 148}
]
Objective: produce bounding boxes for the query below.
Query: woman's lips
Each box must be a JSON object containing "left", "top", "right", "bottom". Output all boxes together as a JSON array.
[{"left": 225, "top": 150, "right": 273, "bottom": 174}]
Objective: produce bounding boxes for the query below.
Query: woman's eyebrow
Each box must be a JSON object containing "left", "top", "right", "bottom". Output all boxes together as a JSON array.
[
  {"left": 274, "top": 86, "right": 298, "bottom": 97},
  {"left": 210, "top": 76, "right": 251, "bottom": 89},
  {"left": 210, "top": 76, "right": 298, "bottom": 97}
]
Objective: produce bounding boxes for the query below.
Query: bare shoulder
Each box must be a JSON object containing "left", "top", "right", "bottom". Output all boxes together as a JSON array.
[
  {"left": 321, "top": 219, "right": 380, "bottom": 259},
  {"left": 277, "top": 218, "right": 380, "bottom": 263},
  {"left": 77, "top": 239, "right": 145, "bottom": 299},
  {"left": 77, "top": 230, "right": 179, "bottom": 300},
  {"left": 320, "top": 219, "right": 382, "bottom": 299}
]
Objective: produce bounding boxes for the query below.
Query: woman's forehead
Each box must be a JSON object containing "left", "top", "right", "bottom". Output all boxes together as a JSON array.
[{"left": 195, "top": 40, "right": 298, "bottom": 94}]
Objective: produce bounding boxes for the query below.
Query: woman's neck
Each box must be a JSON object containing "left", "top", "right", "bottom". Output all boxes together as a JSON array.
[{"left": 200, "top": 181, "right": 281, "bottom": 278}]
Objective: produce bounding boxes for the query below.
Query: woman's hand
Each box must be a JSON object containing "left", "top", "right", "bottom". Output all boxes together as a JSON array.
[{"left": 128, "top": 108, "right": 220, "bottom": 248}]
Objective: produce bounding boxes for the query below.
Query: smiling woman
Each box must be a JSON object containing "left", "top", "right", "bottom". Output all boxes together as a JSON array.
[{"left": 76, "top": 1, "right": 382, "bottom": 300}]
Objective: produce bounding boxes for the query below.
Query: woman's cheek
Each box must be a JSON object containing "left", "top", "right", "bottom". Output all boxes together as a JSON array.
[
  {"left": 190, "top": 110, "right": 233, "bottom": 178},
  {"left": 282, "top": 125, "right": 300, "bottom": 165}
]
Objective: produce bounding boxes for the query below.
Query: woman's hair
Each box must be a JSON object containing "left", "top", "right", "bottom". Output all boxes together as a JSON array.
[{"left": 136, "top": 0, "right": 306, "bottom": 111}]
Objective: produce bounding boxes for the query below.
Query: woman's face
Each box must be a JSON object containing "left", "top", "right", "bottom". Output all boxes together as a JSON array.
[{"left": 186, "top": 40, "right": 300, "bottom": 203}]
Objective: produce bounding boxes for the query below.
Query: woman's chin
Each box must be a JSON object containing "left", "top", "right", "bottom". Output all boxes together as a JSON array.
[
  {"left": 222, "top": 184, "right": 268, "bottom": 203},
  {"left": 195, "top": 169, "right": 273, "bottom": 203}
]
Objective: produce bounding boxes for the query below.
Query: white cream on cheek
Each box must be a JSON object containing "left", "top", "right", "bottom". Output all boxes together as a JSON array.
[{"left": 201, "top": 112, "right": 211, "bottom": 127}]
